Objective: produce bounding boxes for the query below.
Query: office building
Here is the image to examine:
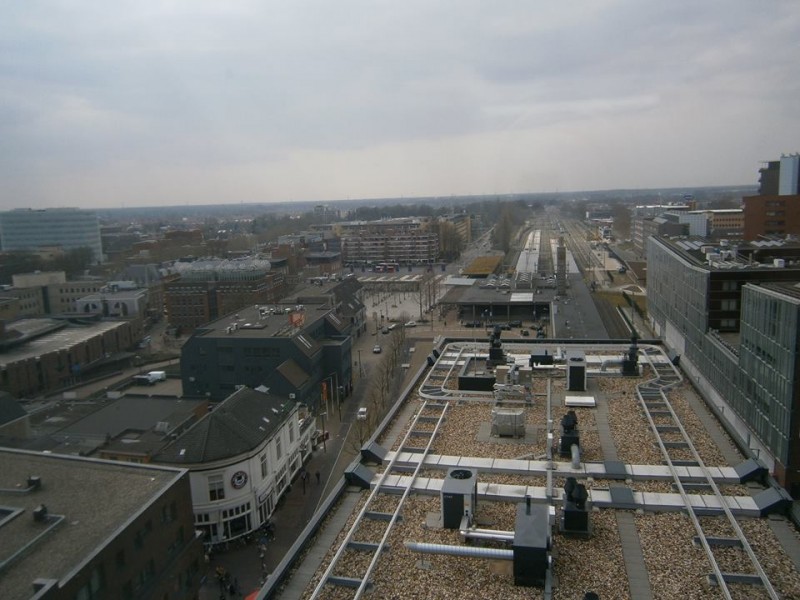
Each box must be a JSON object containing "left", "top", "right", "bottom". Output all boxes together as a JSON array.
[
  {"left": 0, "top": 208, "right": 103, "bottom": 263},
  {"left": 647, "top": 235, "right": 800, "bottom": 494},
  {"left": 180, "top": 302, "right": 353, "bottom": 406}
]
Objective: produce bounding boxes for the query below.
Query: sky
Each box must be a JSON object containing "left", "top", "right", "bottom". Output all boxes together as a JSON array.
[{"left": 1, "top": 1, "right": 799, "bottom": 209}]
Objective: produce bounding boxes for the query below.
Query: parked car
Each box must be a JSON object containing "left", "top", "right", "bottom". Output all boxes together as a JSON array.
[
  {"left": 381, "top": 326, "right": 390, "bottom": 334},
  {"left": 373, "top": 344, "right": 382, "bottom": 354},
  {"left": 357, "top": 407, "right": 368, "bottom": 420},
  {"left": 404, "top": 321, "right": 417, "bottom": 327},
  {"left": 133, "top": 371, "right": 166, "bottom": 385},
  {"left": 521, "top": 329, "right": 530, "bottom": 336},
  {"left": 509, "top": 320, "right": 522, "bottom": 327}
]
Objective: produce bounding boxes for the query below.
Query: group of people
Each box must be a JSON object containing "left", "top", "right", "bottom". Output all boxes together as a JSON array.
[
  {"left": 214, "top": 566, "right": 240, "bottom": 598},
  {"left": 298, "top": 467, "right": 321, "bottom": 493}
]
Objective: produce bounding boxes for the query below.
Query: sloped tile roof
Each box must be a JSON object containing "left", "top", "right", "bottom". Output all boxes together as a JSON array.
[{"left": 153, "top": 387, "right": 293, "bottom": 464}]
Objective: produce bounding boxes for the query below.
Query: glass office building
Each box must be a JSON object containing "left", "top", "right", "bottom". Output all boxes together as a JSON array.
[
  {"left": 0, "top": 208, "right": 103, "bottom": 263},
  {"left": 647, "top": 236, "right": 800, "bottom": 496}
]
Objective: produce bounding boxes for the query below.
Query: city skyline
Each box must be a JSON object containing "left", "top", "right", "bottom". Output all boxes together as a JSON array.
[{"left": 2, "top": 1, "right": 799, "bottom": 209}]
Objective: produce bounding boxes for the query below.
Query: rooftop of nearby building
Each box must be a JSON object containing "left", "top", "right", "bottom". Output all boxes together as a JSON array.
[
  {"left": 654, "top": 236, "right": 800, "bottom": 272},
  {"left": 0, "top": 319, "right": 126, "bottom": 366},
  {"left": 59, "top": 395, "right": 207, "bottom": 449},
  {"left": 193, "top": 304, "right": 329, "bottom": 340},
  {"left": 0, "top": 448, "right": 182, "bottom": 600},
  {"left": 285, "top": 341, "right": 800, "bottom": 598},
  {"left": 0, "top": 392, "right": 26, "bottom": 425},
  {"left": 755, "top": 281, "right": 800, "bottom": 302},
  {"left": 153, "top": 387, "right": 295, "bottom": 465}
]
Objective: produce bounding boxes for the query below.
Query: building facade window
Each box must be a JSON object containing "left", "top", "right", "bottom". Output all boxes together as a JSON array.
[
  {"left": 208, "top": 474, "right": 225, "bottom": 501},
  {"left": 260, "top": 452, "right": 268, "bottom": 478}
]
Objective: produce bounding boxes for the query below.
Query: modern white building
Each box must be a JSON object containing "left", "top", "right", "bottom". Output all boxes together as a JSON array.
[
  {"left": 153, "top": 387, "right": 315, "bottom": 543},
  {"left": 0, "top": 208, "right": 103, "bottom": 263}
]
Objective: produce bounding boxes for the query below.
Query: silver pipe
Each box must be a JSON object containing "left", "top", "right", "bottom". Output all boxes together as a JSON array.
[
  {"left": 460, "top": 527, "right": 514, "bottom": 542},
  {"left": 405, "top": 542, "right": 513, "bottom": 561}
]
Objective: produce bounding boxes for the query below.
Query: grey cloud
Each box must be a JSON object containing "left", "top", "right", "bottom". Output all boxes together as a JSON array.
[{"left": 1, "top": 1, "right": 799, "bottom": 207}]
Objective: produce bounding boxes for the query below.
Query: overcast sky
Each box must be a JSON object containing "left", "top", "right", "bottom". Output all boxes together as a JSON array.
[{"left": 2, "top": 1, "right": 799, "bottom": 209}]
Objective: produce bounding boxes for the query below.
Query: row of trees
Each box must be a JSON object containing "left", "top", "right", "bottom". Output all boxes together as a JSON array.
[
  {"left": 0, "top": 247, "right": 94, "bottom": 285},
  {"left": 351, "top": 326, "right": 409, "bottom": 447}
]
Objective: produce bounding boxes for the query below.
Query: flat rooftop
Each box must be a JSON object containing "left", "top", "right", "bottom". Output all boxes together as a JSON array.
[
  {"left": 0, "top": 449, "right": 183, "bottom": 600},
  {"left": 195, "top": 304, "right": 329, "bottom": 339},
  {"left": 288, "top": 341, "right": 800, "bottom": 599}
]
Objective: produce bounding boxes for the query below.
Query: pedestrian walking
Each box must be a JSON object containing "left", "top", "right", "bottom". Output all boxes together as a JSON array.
[{"left": 315, "top": 470, "right": 321, "bottom": 484}]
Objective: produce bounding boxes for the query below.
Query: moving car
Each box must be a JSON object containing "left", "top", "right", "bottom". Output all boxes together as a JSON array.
[
  {"left": 357, "top": 407, "right": 368, "bottom": 420},
  {"left": 373, "top": 344, "right": 382, "bottom": 354},
  {"left": 404, "top": 321, "right": 417, "bottom": 327}
]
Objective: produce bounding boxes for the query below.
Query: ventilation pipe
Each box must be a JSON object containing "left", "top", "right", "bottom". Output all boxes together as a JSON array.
[{"left": 405, "top": 542, "right": 513, "bottom": 561}]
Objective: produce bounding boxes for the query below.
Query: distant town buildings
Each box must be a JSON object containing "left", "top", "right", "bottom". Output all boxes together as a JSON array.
[
  {"left": 164, "top": 257, "right": 285, "bottom": 333},
  {"left": 743, "top": 153, "right": 800, "bottom": 240},
  {"left": 0, "top": 208, "right": 104, "bottom": 263},
  {"left": 337, "top": 218, "right": 439, "bottom": 264}
]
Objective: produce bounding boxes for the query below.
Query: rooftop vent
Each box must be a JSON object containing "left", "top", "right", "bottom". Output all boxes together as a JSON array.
[{"left": 33, "top": 504, "right": 48, "bottom": 523}]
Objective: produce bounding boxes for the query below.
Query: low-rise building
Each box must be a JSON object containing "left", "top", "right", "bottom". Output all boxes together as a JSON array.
[
  {"left": 76, "top": 285, "right": 148, "bottom": 318},
  {"left": 153, "top": 387, "right": 313, "bottom": 544},
  {"left": 0, "top": 448, "right": 203, "bottom": 600},
  {"left": 0, "top": 317, "right": 141, "bottom": 397}
]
